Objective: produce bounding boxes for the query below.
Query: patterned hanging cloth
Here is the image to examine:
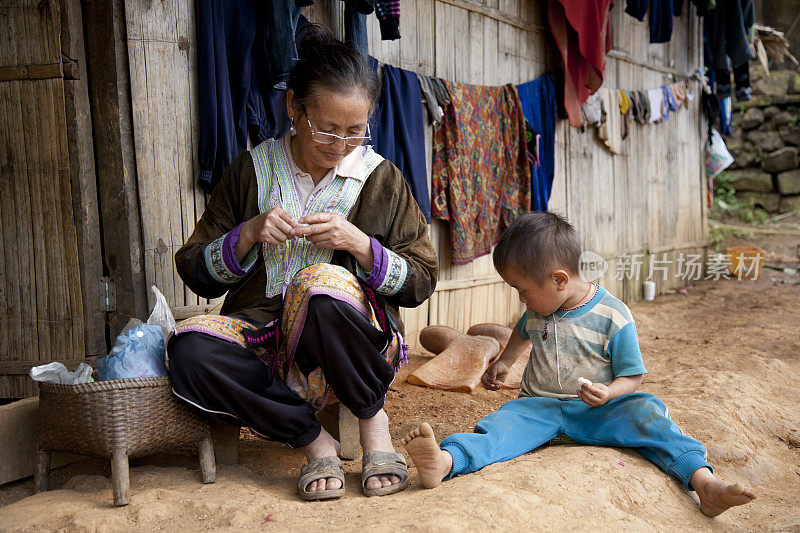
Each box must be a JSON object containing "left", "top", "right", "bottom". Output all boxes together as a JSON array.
[{"left": 431, "top": 81, "right": 531, "bottom": 265}]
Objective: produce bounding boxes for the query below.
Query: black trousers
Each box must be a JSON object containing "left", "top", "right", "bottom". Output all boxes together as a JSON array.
[{"left": 168, "top": 295, "right": 394, "bottom": 448}]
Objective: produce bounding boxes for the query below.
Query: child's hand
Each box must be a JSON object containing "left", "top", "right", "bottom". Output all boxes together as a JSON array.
[
  {"left": 481, "top": 360, "right": 510, "bottom": 391},
  {"left": 577, "top": 382, "right": 613, "bottom": 406}
]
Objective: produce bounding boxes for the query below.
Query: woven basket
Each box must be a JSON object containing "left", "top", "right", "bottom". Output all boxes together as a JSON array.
[{"left": 38, "top": 376, "right": 210, "bottom": 458}]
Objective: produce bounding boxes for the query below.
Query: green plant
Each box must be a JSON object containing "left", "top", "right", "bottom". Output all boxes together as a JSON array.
[
  {"left": 736, "top": 102, "right": 748, "bottom": 114},
  {"left": 710, "top": 172, "right": 769, "bottom": 225},
  {"left": 791, "top": 114, "right": 800, "bottom": 127},
  {"left": 709, "top": 226, "right": 755, "bottom": 250}
]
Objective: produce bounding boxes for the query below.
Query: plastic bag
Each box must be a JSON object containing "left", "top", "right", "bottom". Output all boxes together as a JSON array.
[
  {"left": 97, "top": 323, "right": 168, "bottom": 380},
  {"left": 30, "top": 362, "right": 93, "bottom": 385},
  {"left": 147, "top": 285, "right": 176, "bottom": 340},
  {"left": 705, "top": 128, "right": 734, "bottom": 179}
]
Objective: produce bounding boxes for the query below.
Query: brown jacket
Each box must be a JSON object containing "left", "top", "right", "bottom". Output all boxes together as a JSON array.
[{"left": 175, "top": 149, "right": 438, "bottom": 331}]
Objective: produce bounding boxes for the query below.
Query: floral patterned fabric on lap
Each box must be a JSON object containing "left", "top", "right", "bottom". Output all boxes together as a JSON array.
[{"left": 170, "top": 263, "right": 405, "bottom": 411}]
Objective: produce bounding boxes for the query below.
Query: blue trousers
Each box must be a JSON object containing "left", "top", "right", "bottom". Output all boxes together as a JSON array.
[{"left": 440, "top": 393, "right": 711, "bottom": 490}]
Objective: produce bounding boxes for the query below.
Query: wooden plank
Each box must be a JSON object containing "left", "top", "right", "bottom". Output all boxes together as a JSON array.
[
  {"left": 177, "top": 0, "right": 200, "bottom": 308},
  {"left": 434, "top": 0, "right": 544, "bottom": 32},
  {"left": 84, "top": 0, "right": 148, "bottom": 334},
  {"left": 0, "top": 62, "right": 62, "bottom": 81},
  {"left": 20, "top": 78, "right": 54, "bottom": 365},
  {"left": 0, "top": 359, "right": 95, "bottom": 375},
  {"left": 60, "top": 0, "right": 106, "bottom": 357},
  {"left": 467, "top": 10, "right": 484, "bottom": 84},
  {"left": 416, "top": 0, "right": 435, "bottom": 76},
  {"left": 482, "top": 11, "right": 498, "bottom": 85},
  {"left": 399, "top": 0, "right": 418, "bottom": 71},
  {"left": 0, "top": 398, "right": 81, "bottom": 485}
]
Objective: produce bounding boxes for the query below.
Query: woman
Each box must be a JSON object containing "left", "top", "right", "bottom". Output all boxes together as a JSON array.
[{"left": 168, "top": 27, "right": 437, "bottom": 500}]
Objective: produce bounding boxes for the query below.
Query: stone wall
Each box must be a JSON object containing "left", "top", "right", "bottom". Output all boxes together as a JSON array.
[{"left": 726, "top": 71, "right": 800, "bottom": 214}]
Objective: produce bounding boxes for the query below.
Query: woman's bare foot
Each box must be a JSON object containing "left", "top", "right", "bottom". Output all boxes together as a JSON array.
[
  {"left": 690, "top": 467, "right": 756, "bottom": 517},
  {"left": 359, "top": 409, "right": 402, "bottom": 490},
  {"left": 302, "top": 428, "right": 342, "bottom": 492},
  {"left": 400, "top": 422, "right": 453, "bottom": 488}
]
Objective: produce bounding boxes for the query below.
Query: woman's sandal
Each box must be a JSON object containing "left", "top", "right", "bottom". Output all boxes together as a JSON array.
[
  {"left": 297, "top": 456, "right": 346, "bottom": 501},
  {"left": 361, "top": 451, "right": 410, "bottom": 497}
]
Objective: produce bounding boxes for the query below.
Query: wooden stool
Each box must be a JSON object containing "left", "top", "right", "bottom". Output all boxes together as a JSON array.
[
  {"left": 211, "top": 403, "right": 361, "bottom": 463},
  {"left": 36, "top": 377, "right": 215, "bottom": 506}
]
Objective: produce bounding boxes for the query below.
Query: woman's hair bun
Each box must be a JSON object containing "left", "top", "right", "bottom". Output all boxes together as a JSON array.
[
  {"left": 288, "top": 23, "right": 380, "bottom": 114},
  {"left": 296, "top": 24, "right": 337, "bottom": 63}
]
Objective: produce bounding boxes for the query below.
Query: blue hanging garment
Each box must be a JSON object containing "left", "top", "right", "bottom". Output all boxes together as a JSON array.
[
  {"left": 368, "top": 59, "right": 430, "bottom": 222},
  {"left": 516, "top": 73, "right": 557, "bottom": 212}
]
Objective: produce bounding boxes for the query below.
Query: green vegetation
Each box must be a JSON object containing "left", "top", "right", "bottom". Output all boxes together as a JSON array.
[
  {"left": 710, "top": 172, "right": 768, "bottom": 225},
  {"left": 709, "top": 225, "right": 755, "bottom": 249}
]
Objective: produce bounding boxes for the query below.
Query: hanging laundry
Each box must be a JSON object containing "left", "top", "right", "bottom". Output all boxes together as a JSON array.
[
  {"left": 625, "top": 0, "right": 710, "bottom": 43},
  {"left": 618, "top": 89, "right": 632, "bottom": 140},
  {"left": 701, "top": 91, "right": 721, "bottom": 137},
  {"left": 368, "top": 60, "right": 430, "bottom": 222},
  {"left": 516, "top": 73, "right": 557, "bottom": 212},
  {"left": 719, "top": 96, "right": 732, "bottom": 134},
  {"left": 629, "top": 91, "right": 642, "bottom": 123},
  {"left": 432, "top": 82, "right": 530, "bottom": 265},
  {"left": 526, "top": 123, "right": 541, "bottom": 169},
  {"left": 669, "top": 81, "right": 687, "bottom": 108},
  {"left": 638, "top": 90, "right": 651, "bottom": 123},
  {"left": 196, "top": 3, "right": 306, "bottom": 192},
  {"left": 375, "top": 0, "right": 401, "bottom": 40},
  {"left": 297, "top": 0, "right": 382, "bottom": 50},
  {"left": 418, "top": 74, "right": 452, "bottom": 125},
  {"left": 547, "top": 0, "right": 613, "bottom": 127},
  {"left": 647, "top": 88, "right": 664, "bottom": 123},
  {"left": 662, "top": 85, "right": 678, "bottom": 121},
  {"left": 596, "top": 88, "right": 622, "bottom": 154},
  {"left": 704, "top": 0, "right": 755, "bottom": 101},
  {"left": 582, "top": 93, "right": 605, "bottom": 127}
]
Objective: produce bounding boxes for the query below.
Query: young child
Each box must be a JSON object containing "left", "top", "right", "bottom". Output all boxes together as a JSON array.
[{"left": 402, "top": 212, "right": 755, "bottom": 517}]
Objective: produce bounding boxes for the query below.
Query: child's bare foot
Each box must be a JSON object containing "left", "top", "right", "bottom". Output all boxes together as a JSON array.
[
  {"left": 400, "top": 422, "right": 453, "bottom": 488},
  {"left": 691, "top": 467, "right": 756, "bottom": 517}
]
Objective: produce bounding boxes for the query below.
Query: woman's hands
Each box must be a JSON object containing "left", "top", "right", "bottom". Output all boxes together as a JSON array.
[
  {"left": 236, "top": 207, "right": 301, "bottom": 261},
  {"left": 291, "top": 213, "right": 374, "bottom": 270},
  {"left": 237, "top": 209, "right": 374, "bottom": 271}
]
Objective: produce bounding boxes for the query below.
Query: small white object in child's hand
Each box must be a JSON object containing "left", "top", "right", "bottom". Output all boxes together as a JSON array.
[{"left": 577, "top": 377, "right": 592, "bottom": 386}]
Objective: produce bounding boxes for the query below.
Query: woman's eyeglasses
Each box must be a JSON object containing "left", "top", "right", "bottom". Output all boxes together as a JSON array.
[{"left": 305, "top": 114, "right": 371, "bottom": 147}]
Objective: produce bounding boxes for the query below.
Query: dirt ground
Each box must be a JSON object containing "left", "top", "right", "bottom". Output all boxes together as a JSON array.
[{"left": 1, "top": 232, "right": 799, "bottom": 532}]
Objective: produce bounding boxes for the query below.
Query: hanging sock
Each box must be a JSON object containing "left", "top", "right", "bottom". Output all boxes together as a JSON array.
[
  {"left": 619, "top": 89, "right": 632, "bottom": 140},
  {"left": 374, "top": 0, "right": 400, "bottom": 40}
]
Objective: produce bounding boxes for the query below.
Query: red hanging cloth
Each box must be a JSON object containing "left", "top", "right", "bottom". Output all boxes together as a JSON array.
[{"left": 548, "top": 0, "right": 614, "bottom": 127}]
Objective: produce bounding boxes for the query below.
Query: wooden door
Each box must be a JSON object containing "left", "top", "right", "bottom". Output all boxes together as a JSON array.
[{"left": 0, "top": 0, "right": 97, "bottom": 398}]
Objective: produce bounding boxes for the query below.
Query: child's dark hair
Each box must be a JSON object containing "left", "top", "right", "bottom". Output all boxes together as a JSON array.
[
  {"left": 493, "top": 212, "right": 582, "bottom": 284},
  {"left": 289, "top": 25, "right": 380, "bottom": 114}
]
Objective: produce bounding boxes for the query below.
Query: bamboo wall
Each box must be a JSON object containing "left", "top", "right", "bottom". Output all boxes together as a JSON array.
[
  {"left": 0, "top": 0, "right": 86, "bottom": 397},
  {"left": 120, "top": 0, "right": 707, "bottom": 351}
]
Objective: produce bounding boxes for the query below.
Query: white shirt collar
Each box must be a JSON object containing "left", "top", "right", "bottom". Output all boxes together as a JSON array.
[{"left": 282, "top": 135, "right": 383, "bottom": 182}]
